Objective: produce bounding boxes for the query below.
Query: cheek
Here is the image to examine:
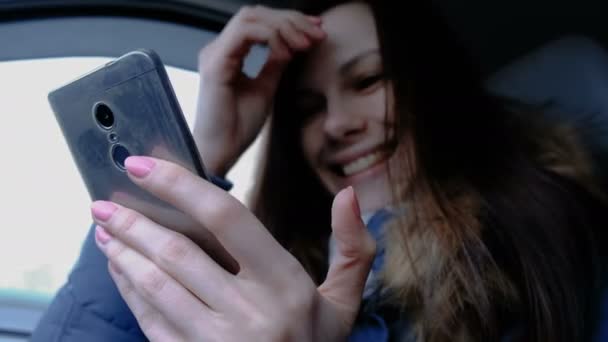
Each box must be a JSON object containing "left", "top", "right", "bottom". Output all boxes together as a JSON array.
[
  {"left": 353, "top": 84, "right": 392, "bottom": 124},
  {"left": 365, "top": 84, "right": 397, "bottom": 140}
]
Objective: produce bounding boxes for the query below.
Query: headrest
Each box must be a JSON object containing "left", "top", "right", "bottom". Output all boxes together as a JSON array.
[{"left": 485, "top": 35, "right": 608, "bottom": 182}]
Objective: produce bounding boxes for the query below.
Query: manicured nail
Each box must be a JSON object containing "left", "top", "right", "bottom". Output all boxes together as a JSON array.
[
  {"left": 125, "top": 156, "right": 156, "bottom": 178},
  {"left": 91, "top": 201, "right": 117, "bottom": 221},
  {"left": 95, "top": 225, "right": 112, "bottom": 245},
  {"left": 349, "top": 186, "right": 361, "bottom": 217}
]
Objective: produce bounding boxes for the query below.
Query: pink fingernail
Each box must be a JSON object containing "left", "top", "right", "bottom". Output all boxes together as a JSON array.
[
  {"left": 95, "top": 225, "right": 112, "bottom": 245},
  {"left": 125, "top": 156, "right": 156, "bottom": 178},
  {"left": 91, "top": 201, "right": 117, "bottom": 221}
]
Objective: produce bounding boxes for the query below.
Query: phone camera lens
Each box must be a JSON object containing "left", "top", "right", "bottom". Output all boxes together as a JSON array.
[
  {"left": 95, "top": 103, "right": 114, "bottom": 129},
  {"left": 111, "top": 144, "right": 131, "bottom": 170}
]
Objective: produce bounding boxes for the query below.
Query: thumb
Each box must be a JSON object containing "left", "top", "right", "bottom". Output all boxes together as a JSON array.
[{"left": 319, "top": 186, "right": 376, "bottom": 318}]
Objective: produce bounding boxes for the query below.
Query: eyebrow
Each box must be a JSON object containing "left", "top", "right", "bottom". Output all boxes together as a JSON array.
[
  {"left": 295, "top": 49, "right": 381, "bottom": 96},
  {"left": 338, "top": 49, "right": 380, "bottom": 77}
]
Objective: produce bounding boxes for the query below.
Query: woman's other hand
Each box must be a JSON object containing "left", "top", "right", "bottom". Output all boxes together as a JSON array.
[
  {"left": 194, "top": 6, "right": 325, "bottom": 176},
  {"left": 91, "top": 156, "right": 375, "bottom": 341}
]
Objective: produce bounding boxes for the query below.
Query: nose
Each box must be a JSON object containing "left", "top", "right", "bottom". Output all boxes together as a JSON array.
[{"left": 323, "top": 97, "right": 367, "bottom": 141}]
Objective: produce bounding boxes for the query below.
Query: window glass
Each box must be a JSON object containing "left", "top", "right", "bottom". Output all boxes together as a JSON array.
[{"left": 0, "top": 57, "right": 260, "bottom": 298}]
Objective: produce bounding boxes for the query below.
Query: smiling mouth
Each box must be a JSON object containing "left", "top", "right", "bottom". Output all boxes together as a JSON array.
[
  {"left": 330, "top": 149, "right": 392, "bottom": 177},
  {"left": 343, "top": 150, "right": 388, "bottom": 176}
]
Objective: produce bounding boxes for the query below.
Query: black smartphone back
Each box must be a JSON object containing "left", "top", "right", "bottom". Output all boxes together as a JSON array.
[{"left": 50, "top": 50, "right": 236, "bottom": 272}]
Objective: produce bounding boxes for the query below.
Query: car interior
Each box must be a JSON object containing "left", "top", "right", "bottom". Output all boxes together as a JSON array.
[{"left": 2, "top": 0, "right": 608, "bottom": 341}]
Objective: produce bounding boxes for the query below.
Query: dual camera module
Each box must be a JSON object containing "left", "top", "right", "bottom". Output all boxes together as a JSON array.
[{"left": 94, "top": 103, "right": 130, "bottom": 170}]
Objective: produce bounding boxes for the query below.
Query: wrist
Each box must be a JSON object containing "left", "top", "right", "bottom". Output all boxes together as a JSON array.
[
  {"left": 193, "top": 129, "right": 234, "bottom": 178},
  {"left": 200, "top": 149, "right": 230, "bottom": 177}
]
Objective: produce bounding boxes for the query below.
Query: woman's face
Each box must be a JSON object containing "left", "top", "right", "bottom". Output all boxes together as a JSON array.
[{"left": 297, "top": 2, "right": 396, "bottom": 213}]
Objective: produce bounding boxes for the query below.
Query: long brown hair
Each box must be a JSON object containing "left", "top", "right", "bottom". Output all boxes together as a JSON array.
[{"left": 251, "top": 1, "right": 607, "bottom": 341}]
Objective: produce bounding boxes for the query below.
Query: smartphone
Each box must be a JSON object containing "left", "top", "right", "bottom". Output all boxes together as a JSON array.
[{"left": 49, "top": 49, "right": 237, "bottom": 272}]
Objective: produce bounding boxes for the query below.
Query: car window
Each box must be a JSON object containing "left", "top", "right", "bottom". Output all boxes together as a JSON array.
[{"left": 0, "top": 57, "right": 261, "bottom": 299}]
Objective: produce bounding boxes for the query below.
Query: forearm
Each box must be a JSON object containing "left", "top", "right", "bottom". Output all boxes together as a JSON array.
[{"left": 192, "top": 120, "right": 233, "bottom": 178}]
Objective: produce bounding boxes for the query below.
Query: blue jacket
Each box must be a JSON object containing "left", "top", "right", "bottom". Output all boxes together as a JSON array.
[
  {"left": 30, "top": 218, "right": 608, "bottom": 341},
  {"left": 31, "top": 224, "right": 147, "bottom": 341}
]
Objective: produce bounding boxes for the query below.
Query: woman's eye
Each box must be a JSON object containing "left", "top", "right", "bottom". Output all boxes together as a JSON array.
[
  {"left": 354, "top": 74, "right": 383, "bottom": 91},
  {"left": 295, "top": 97, "right": 326, "bottom": 120}
]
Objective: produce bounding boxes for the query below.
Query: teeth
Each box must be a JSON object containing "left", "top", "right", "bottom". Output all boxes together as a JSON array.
[{"left": 342, "top": 151, "right": 384, "bottom": 176}]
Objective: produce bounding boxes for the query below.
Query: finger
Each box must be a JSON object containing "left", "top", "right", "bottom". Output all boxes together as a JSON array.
[
  {"left": 306, "top": 15, "right": 323, "bottom": 25},
  {"left": 278, "top": 19, "right": 311, "bottom": 50},
  {"left": 252, "top": 33, "right": 291, "bottom": 93},
  {"left": 215, "top": 5, "right": 287, "bottom": 60},
  {"left": 199, "top": 10, "right": 283, "bottom": 84},
  {"left": 265, "top": 28, "right": 292, "bottom": 62},
  {"left": 107, "top": 190, "right": 239, "bottom": 274},
  {"left": 250, "top": 7, "right": 325, "bottom": 47},
  {"left": 217, "top": 23, "right": 274, "bottom": 60},
  {"left": 95, "top": 227, "right": 215, "bottom": 333},
  {"left": 122, "top": 157, "right": 289, "bottom": 277},
  {"left": 318, "top": 187, "right": 376, "bottom": 322},
  {"left": 202, "top": 7, "right": 319, "bottom": 82},
  {"left": 91, "top": 202, "right": 234, "bottom": 309},
  {"left": 288, "top": 12, "right": 326, "bottom": 41},
  {"left": 108, "top": 262, "right": 185, "bottom": 342}
]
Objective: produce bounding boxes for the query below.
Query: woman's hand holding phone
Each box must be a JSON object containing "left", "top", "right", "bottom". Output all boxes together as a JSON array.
[
  {"left": 193, "top": 6, "right": 326, "bottom": 176},
  {"left": 92, "top": 156, "right": 376, "bottom": 341}
]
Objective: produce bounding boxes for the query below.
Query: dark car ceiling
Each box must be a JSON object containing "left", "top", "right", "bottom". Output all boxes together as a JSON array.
[
  {"left": 0, "top": 0, "right": 607, "bottom": 75},
  {"left": 433, "top": 0, "right": 608, "bottom": 74},
  {"left": 183, "top": 0, "right": 608, "bottom": 74}
]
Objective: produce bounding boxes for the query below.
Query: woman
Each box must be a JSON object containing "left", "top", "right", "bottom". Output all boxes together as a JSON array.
[{"left": 32, "top": 0, "right": 608, "bottom": 341}]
